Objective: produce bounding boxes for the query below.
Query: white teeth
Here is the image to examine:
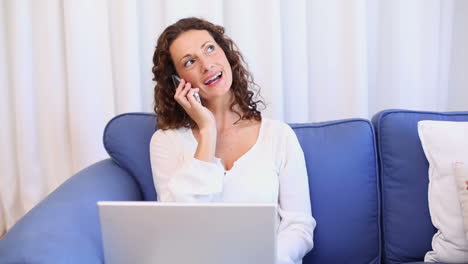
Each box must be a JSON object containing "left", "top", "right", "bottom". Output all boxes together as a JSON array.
[{"left": 204, "top": 72, "right": 222, "bottom": 85}]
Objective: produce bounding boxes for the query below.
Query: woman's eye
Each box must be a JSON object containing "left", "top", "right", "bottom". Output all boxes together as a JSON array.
[
  {"left": 184, "top": 59, "right": 194, "bottom": 67},
  {"left": 206, "top": 44, "right": 215, "bottom": 53}
]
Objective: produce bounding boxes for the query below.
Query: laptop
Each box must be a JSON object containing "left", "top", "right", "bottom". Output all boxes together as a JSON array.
[{"left": 97, "top": 201, "right": 277, "bottom": 264}]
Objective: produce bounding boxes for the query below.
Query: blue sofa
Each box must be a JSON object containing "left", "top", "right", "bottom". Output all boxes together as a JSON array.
[{"left": 1, "top": 109, "right": 467, "bottom": 264}]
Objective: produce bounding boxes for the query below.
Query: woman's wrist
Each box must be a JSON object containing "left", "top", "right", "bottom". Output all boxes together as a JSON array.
[
  {"left": 199, "top": 124, "right": 216, "bottom": 138},
  {"left": 194, "top": 126, "right": 217, "bottom": 162}
]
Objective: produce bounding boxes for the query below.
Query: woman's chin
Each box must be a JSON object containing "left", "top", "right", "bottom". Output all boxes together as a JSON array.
[
  {"left": 203, "top": 84, "right": 231, "bottom": 97},
  {"left": 202, "top": 90, "right": 233, "bottom": 103}
]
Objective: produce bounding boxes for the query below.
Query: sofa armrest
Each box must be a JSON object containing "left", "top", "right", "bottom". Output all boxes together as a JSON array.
[{"left": 0, "top": 159, "right": 142, "bottom": 264}]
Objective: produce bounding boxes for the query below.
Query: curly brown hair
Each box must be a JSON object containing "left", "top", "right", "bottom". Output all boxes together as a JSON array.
[{"left": 152, "top": 17, "right": 264, "bottom": 129}]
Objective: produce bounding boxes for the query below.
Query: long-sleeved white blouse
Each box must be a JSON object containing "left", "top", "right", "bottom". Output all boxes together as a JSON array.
[{"left": 150, "top": 118, "right": 316, "bottom": 264}]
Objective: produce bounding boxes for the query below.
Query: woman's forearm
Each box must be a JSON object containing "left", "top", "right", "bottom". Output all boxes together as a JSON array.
[{"left": 194, "top": 127, "right": 217, "bottom": 162}]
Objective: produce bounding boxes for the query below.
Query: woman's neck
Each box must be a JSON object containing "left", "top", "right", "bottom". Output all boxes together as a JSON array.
[{"left": 203, "top": 93, "right": 244, "bottom": 131}]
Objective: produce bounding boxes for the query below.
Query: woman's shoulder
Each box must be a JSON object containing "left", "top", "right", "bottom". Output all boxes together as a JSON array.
[
  {"left": 150, "top": 127, "right": 191, "bottom": 146},
  {"left": 262, "top": 118, "right": 295, "bottom": 136}
]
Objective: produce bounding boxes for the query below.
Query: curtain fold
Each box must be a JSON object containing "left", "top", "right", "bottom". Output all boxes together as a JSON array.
[
  {"left": 0, "top": 0, "right": 21, "bottom": 237},
  {"left": 3, "top": 0, "right": 41, "bottom": 230},
  {"left": 1, "top": 0, "right": 467, "bottom": 235},
  {"left": 62, "top": 0, "right": 115, "bottom": 172},
  {"left": 306, "top": 0, "right": 371, "bottom": 121},
  {"left": 32, "top": 0, "right": 72, "bottom": 198}
]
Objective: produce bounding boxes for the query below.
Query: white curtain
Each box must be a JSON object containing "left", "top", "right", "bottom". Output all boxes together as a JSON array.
[{"left": 1, "top": 0, "right": 467, "bottom": 236}]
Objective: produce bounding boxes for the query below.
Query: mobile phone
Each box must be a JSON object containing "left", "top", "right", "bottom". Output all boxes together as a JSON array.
[{"left": 172, "top": 74, "right": 201, "bottom": 104}]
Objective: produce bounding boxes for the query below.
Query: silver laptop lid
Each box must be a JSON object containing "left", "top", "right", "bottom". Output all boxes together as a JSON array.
[{"left": 98, "top": 201, "right": 277, "bottom": 264}]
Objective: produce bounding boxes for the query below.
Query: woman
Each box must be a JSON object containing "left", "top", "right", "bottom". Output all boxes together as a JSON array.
[{"left": 150, "top": 17, "right": 316, "bottom": 264}]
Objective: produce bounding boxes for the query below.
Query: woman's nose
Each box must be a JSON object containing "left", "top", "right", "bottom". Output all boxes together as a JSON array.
[{"left": 199, "top": 56, "right": 214, "bottom": 72}]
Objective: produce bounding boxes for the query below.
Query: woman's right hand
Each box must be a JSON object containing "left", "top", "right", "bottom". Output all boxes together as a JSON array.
[{"left": 174, "top": 79, "right": 216, "bottom": 132}]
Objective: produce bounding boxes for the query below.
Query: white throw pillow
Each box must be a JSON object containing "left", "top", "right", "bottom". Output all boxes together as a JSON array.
[
  {"left": 417, "top": 120, "right": 468, "bottom": 263},
  {"left": 454, "top": 162, "right": 468, "bottom": 242}
]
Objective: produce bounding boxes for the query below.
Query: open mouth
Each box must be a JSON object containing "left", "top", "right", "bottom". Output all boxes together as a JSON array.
[{"left": 204, "top": 72, "right": 223, "bottom": 86}]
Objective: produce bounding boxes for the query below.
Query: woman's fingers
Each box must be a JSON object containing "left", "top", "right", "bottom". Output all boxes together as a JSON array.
[
  {"left": 187, "top": 88, "right": 200, "bottom": 104},
  {"left": 174, "top": 78, "right": 186, "bottom": 97},
  {"left": 180, "top": 82, "right": 192, "bottom": 98},
  {"left": 175, "top": 81, "right": 192, "bottom": 108},
  {"left": 173, "top": 80, "right": 212, "bottom": 128},
  {"left": 173, "top": 79, "right": 202, "bottom": 111}
]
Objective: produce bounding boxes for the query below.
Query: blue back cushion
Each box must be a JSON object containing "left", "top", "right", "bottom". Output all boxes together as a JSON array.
[
  {"left": 104, "top": 113, "right": 380, "bottom": 263},
  {"left": 372, "top": 109, "right": 468, "bottom": 264},
  {"left": 104, "top": 113, "right": 158, "bottom": 200},
  {"left": 292, "top": 120, "right": 380, "bottom": 264}
]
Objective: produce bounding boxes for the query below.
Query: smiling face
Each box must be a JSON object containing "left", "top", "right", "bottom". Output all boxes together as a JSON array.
[{"left": 169, "top": 30, "right": 233, "bottom": 101}]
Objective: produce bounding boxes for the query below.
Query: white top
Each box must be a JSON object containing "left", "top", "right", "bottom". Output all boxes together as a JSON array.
[{"left": 150, "top": 118, "right": 316, "bottom": 264}]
